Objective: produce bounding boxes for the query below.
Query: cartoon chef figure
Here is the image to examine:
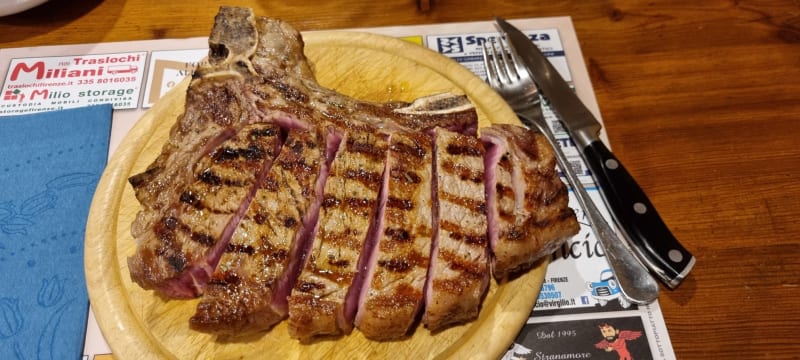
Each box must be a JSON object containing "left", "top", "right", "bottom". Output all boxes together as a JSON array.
[{"left": 594, "top": 323, "right": 643, "bottom": 360}]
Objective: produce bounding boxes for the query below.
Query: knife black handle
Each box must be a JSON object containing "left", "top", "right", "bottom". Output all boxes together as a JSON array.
[{"left": 582, "top": 140, "right": 695, "bottom": 288}]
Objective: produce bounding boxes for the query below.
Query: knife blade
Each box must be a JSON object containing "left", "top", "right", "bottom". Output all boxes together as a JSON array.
[{"left": 495, "top": 17, "right": 695, "bottom": 288}]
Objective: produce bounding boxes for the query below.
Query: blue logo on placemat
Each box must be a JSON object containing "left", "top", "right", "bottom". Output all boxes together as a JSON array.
[{"left": 437, "top": 37, "right": 463, "bottom": 54}]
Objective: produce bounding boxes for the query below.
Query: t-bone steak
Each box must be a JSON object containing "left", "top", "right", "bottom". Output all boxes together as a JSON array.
[{"left": 127, "top": 6, "right": 579, "bottom": 341}]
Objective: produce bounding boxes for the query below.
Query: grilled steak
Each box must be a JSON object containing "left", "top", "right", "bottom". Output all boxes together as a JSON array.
[
  {"left": 423, "top": 127, "right": 490, "bottom": 332},
  {"left": 127, "top": 6, "right": 578, "bottom": 341},
  {"left": 128, "top": 120, "right": 282, "bottom": 298},
  {"left": 353, "top": 130, "right": 434, "bottom": 340},
  {"left": 190, "top": 127, "right": 334, "bottom": 334},
  {"left": 482, "top": 124, "right": 579, "bottom": 279},
  {"left": 287, "top": 129, "right": 388, "bottom": 340}
]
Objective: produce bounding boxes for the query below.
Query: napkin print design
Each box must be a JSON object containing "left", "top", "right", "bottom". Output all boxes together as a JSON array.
[{"left": 0, "top": 105, "right": 112, "bottom": 360}]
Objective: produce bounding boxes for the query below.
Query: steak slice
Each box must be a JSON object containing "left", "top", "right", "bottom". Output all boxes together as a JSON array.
[
  {"left": 128, "top": 121, "right": 282, "bottom": 298},
  {"left": 287, "top": 129, "right": 389, "bottom": 341},
  {"left": 354, "top": 130, "right": 434, "bottom": 340},
  {"left": 423, "top": 128, "right": 490, "bottom": 332},
  {"left": 481, "top": 124, "right": 579, "bottom": 279},
  {"left": 190, "top": 127, "right": 336, "bottom": 334}
]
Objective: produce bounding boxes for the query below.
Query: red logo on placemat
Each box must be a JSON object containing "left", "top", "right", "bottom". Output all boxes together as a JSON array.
[{"left": 3, "top": 89, "right": 25, "bottom": 102}]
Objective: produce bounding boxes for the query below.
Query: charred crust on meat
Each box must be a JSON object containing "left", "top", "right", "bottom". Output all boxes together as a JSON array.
[
  {"left": 319, "top": 227, "right": 362, "bottom": 248},
  {"left": 445, "top": 143, "right": 483, "bottom": 157},
  {"left": 241, "top": 145, "right": 267, "bottom": 161},
  {"left": 442, "top": 160, "right": 483, "bottom": 184},
  {"left": 163, "top": 216, "right": 179, "bottom": 230},
  {"left": 263, "top": 77, "right": 309, "bottom": 103},
  {"left": 495, "top": 183, "right": 510, "bottom": 196},
  {"left": 152, "top": 218, "right": 177, "bottom": 249},
  {"left": 477, "top": 202, "right": 487, "bottom": 215},
  {"left": 439, "top": 192, "right": 485, "bottom": 214},
  {"left": 448, "top": 231, "right": 487, "bottom": 246},
  {"left": 437, "top": 249, "right": 486, "bottom": 279},
  {"left": 319, "top": 195, "right": 374, "bottom": 212},
  {"left": 383, "top": 227, "right": 411, "bottom": 242},
  {"left": 290, "top": 139, "right": 304, "bottom": 154},
  {"left": 386, "top": 197, "right": 413, "bottom": 210},
  {"left": 212, "top": 147, "right": 239, "bottom": 162},
  {"left": 346, "top": 136, "right": 387, "bottom": 160},
  {"left": 343, "top": 168, "right": 382, "bottom": 185},
  {"left": 252, "top": 212, "right": 267, "bottom": 225},
  {"left": 198, "top": 169, "right": 222, "bottom": 186},
  {"left": 208, "top": 272, "right": 241, "bottom": 286},
  {"left": 167, "top": 254, "right": 187, "bottom": 272},
  {"left": 321, "top": 194, "right": 340, "bottom": 208},
  {"left": 248, "top": 126, "right": 278, "bottom": 138},
  {"left": 225, "top": 243, "right": 255, "bottom": 255},
  {"left": 159, "top": 215, "right": 217, "bottom": 247},
  {"left": 296, "top": 280, "right": 325, "bottom": 293},
  {"left": 344, "top": 197, "right": 376, "bottom": 216},
  {"left": 191, "top": 232, "right": 216, "bottom": 247},
  {"left": 128, "top": 166, "right": 160, "bottom": 189},
  {"left": 211, "top": 145, "right": 267, "bottom": 162},
  {"left": 506, "top": 227, "right": 524, "bottom": 241},
  {"left": 327, "top": 254, "right": 350, "bottom": 268},
  {"left": 440, "top": 220, "right": 486, "bottom": 246},
  {"left": 279, "top": 158, "right": 314, "bottom": 173},
  {"left": 378, "top": 258, "right": 413, "bottom": 273},
  {"left": 283, "top": 216, "right": 298, "bottom": 228},
  {"left": 179, "top": 191, "right": 201, "bottom": 207},
  {"left": 196, "top": 168, "right": 247, "bottom": 187},
  {"left": 270, "top": 249, "right": 289, "bottom": 262}
]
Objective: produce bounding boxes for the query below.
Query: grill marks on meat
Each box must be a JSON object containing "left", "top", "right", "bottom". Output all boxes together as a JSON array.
[
  {"left": 128, "top": 122, "right": 282, "bottom": 298},
  {"left": 287, "top": 130, "right": 388, "bottom": 340},
  {"left": 354, "top": 131, "right": 434, "bottom": 340},
  {"left": 481, "top": 124, "right": 579, "bottom": 279},
  {"left": 127, "top": 6, "right": 579, "bottom": 341},
  {"left": 190, "top": 128, "right": 330, "bottom": 334},
  {"left": 423, "top": 128, "right": 490, "bottom": 332}
]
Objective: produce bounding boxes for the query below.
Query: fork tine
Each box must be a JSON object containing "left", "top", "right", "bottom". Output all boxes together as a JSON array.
[
  {"left": 495, "top": 39, "right": 519, "bottom": 83},
  {"left": 481, "top": 41, "right": 500, "bottom": 89},
  {"left": 488, "top": 40, "right": 509, "bottom": 85}
]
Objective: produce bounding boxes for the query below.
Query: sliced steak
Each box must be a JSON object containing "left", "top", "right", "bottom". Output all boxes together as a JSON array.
[
  {"left": 423, "top": 128, "right": 490, "bottom": 332},
  {"left": 190, "top": 127, "right": 337, "bottom": 334},
  {"left": 354, "top": 130, "right": 434, "bottom": 340},
  {"left": 127, "top": 7, "right": 476, "bottom": 301},
  {"left": 481, "top": 124, "right": 579, "bottom": 279},
  {"left": 127, "top": 6, "right": 580, "bottom": 341},
  {"left": 128, "top": 121, "right": 282, "bottom": 298},
  {"left": 287, "top": 129, "right": 388, "bottom": 341}
]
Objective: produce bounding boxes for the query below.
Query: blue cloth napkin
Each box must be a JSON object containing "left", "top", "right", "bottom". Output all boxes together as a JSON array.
[{"left": 0, "top": 105, "right": 112, "bottom": 360}]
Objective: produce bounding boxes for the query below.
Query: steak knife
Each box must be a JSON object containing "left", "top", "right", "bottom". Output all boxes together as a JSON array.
[{"left": 496, "top": 17, "right": 695, "bottom": 288}]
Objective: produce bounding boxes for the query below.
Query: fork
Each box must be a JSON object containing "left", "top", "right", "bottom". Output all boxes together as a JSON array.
[{"left": 482, "top": 39, "right": 660, "bottom": 305}]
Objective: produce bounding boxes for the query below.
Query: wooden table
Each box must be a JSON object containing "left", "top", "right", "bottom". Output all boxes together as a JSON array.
[{"left": 2, "top": 1, "right": 798, "bottom": 359}]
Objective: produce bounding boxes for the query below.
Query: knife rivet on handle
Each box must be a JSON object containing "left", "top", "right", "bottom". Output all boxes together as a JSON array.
[
  {"left": 669, "top": 249, "right": 684, "bottom": 263},
  {"left": 605, "top": 158, "right": 619, "bottom": 169},
  {"left": 632, "top": 202, "right": 647, "bottom": 214}
]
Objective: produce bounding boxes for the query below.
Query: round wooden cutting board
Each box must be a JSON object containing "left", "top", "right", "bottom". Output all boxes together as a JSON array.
[{"left": 85, "top": 31, "right": 545, "bottom": 360}]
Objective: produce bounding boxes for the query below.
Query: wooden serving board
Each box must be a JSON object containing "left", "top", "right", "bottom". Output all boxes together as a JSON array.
[{"left": 85, "top": 31, "right": 545, "bottom": 360}]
